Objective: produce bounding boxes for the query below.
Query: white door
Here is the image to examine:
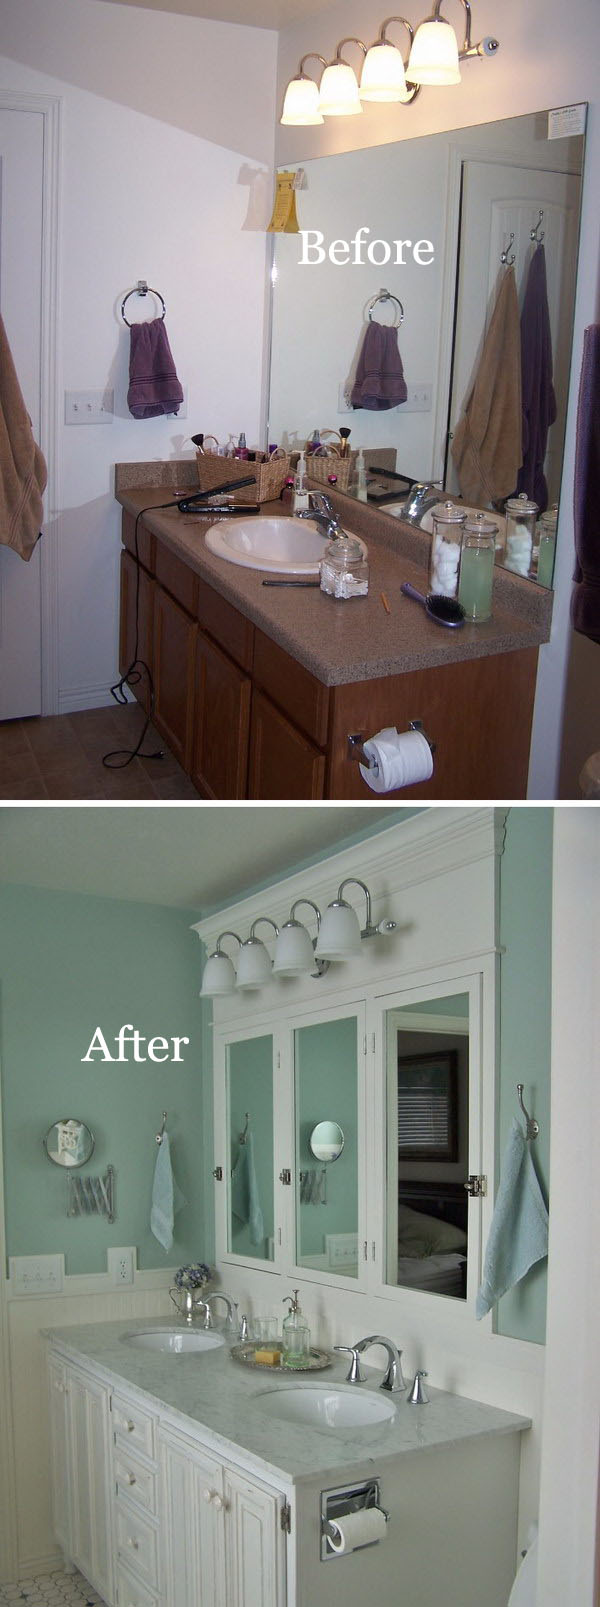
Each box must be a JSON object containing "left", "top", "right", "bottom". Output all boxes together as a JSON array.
[
  {"left": 0, "top": 107, "right": 45, "bottom": 719},
  {"left": 446, "top": 161, "right": 582, "bottom": 504}
]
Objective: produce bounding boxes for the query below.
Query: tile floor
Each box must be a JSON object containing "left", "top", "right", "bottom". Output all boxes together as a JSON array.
[
  {"left": 0, "top": 704, "right": 199, "bottom": 800},
  {"left": 0, "top": 1570, "right": 106, "bottom": 1606}
]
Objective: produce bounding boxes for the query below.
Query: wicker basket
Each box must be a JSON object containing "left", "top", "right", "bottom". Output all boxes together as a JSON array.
[
  {"left": 306, "top": 451, "right": 356, "bottom": 491},
  {"left": 195, "top": 452, "right": 291, "bottom": 504}
]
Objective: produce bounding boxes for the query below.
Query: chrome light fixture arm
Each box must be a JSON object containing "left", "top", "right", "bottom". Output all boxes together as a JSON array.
[
  {"left": 372, "top": 15, "right": 420, "bottom": 102},
  {"left": 337, "top": 877, "right": 397, "bottom": 941},
  {"left": 431, "top": 0, "right": 499, "bottom": 59},
  {"left": 214, "top": 930, "right": 242, "bottom": 957},
  {"left": 289, "top": 897, "right": 330, "bottom": 977},
  {"left": 250, "top": 916, "right": 279, "bottom": 941},
  {"left": 297, "top": 51, "right": 328, "bottom": 79}
]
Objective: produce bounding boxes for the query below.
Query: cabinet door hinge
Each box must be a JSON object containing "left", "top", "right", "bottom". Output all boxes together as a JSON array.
[
  {"left": 465, "top": 1174, "right": 487, "bottom": 1197},
  {"left": 280, "top": 1500, "right": 292, "bottom": 1534},
  {"left": 279, "top": 1168, "right": 292, "bottom": 1185},
  {"left": 213, "top": 1166, "right": 223, "bottom": 1181}
]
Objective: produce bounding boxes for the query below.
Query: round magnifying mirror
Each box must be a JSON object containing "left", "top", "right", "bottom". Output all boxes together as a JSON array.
[
  {"left": 43, "top": 1118, "right": 94, "bottom": 1168},
  {"left": 309, "top": 1121, "right": 344, "bottom": 1163}
]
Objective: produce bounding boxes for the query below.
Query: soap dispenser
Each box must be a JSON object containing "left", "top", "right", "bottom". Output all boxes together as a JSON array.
[
  {"left": 293, "top": 452, "right": 310, "bottom": 514},
  {"left": 282, "top": 1290, "right": 311, "bottom": 1365}
]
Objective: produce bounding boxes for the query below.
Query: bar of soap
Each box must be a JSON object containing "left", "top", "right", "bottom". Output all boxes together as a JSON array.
[{"left": 253, "top": 1347, "right": 281, "bottom": 1366}]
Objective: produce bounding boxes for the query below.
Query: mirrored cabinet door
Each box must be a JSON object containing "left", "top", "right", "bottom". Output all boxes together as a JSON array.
[
  {"left": 370, "top": 971, "right": 489, "bottom": 1308},
  {"left": 293, "top": 1008, "right": 363, "bottom": 1281},
  {"left": 226, "top": 1033, "right": 275, "bottom": 1264}
]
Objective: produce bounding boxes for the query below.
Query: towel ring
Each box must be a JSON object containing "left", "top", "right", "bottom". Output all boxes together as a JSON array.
[
  {"left": 367, "top": 288, "right": 404, "bottom": 328},
  {"left": 121, "top": 280, "right": 166, "bottom": 327}
]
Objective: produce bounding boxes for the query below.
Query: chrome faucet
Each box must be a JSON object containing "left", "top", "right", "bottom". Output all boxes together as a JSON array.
[
  {"left": 197, "top": 1292, "right": 239, "bottom": 1333},
  {"left": 296, "top": 491, "right": 347, "bottom": 541},
  {"left": 334, "top": 1334, "right": 406, "bottom": 1393},
  {"left": 398, "top": 481, "right": 442, "bottom": 523}
]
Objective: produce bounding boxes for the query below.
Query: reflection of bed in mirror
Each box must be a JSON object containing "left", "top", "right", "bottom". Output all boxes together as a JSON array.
[{"left": 396, "top": 1185, "right": 468, "bottom": 1297}]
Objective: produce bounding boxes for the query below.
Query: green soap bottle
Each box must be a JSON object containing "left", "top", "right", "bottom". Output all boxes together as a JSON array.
[{"left": 282, "top": 1290, "right": 310, "bottom": 1365}]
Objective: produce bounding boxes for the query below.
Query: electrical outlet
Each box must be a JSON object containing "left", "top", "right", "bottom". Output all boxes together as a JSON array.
[
  {"left": 10, "top": 1254, "right": 64, "bottom": 1295},
  {"left": 107, "top": 1246, "right": 136, "bottom": 1285},
  {"left": 64, "top": 388, "right": 114, "bottom": 425}
]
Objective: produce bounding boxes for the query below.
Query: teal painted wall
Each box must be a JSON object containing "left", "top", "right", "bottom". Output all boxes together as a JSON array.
[
  {"left": 296, "top": 1016, "right": 358, "bottom": 1261},
  {"left": 228, "top": 1035, "right": 275, "bottom": 1259},
  {"left": 496, "top": 808, "right": 553, "bottom": 1342},
  {"left": 0, "top": 885, "right": 209, "bottom": 1275}
]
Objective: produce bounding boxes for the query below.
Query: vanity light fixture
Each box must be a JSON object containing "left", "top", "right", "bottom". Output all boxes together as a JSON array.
[
  {"left": 273, "top": 898, "right": 329, "bottom": 978},
  {"left": 318, "top": 39, "right": 366, "bottom": 117},
  {"left": 360, "top": 17, "right": 417, "bottom": 104},
  {"left": 315, "top": 878, "right": 397, "bottom": 961},
  {"left": 407, "top": 0, "right": 499, "bottom": 86},
  {"left": 199, "top": 931, "right": 241, "bottom": 998},
  {"left": 279, "top": 3, "right": 498, "bottom": 124},
  {"left": 235, "top": 917, "right": 279, "bottom": 991},
  {"left": 280, "top": 54, "right": 327, "bottom": 125}
]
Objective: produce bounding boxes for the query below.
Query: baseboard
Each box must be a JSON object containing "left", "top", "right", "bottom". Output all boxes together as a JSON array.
[
  {"left": 58, "top": 683, "right": 134, "bottom": 714},
  {"left": 9, "top": 1549, "right": 63, "bottom": 1580}
]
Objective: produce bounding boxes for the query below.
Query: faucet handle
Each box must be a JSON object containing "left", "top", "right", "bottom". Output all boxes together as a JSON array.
[
  {"left": 407, "top": 1369, "right": 429, "bottom": 1405},
  {"left": 334, "top": 1344, "right": 366, "bottom": 1384}
]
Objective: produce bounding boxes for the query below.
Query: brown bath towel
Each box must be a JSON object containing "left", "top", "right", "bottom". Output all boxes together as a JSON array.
[
  {"left": 451, "top": 266, "right": 522, "bottom": 506},
  {"left": 0, "top": 313, "right": 47, "bottom": 561}
]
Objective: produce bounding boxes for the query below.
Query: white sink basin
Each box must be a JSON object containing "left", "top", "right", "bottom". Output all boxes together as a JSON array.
[
  {"left": 256, "top": 1384, "right": 397, "bottom": 1430},
  {"left": 204, "top": 516, "right": 366, "bottom": 575},
  {"left": 123, "top": 1329, "right": 225, "bottom": 1354}
]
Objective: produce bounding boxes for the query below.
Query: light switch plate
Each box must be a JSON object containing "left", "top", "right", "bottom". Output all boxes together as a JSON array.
[
  {"left": 10, "top": 1254, "right": 64, "bottom": 1295},
  {"left": 64, "top": 389, "right": 114, "bottom": 424}
]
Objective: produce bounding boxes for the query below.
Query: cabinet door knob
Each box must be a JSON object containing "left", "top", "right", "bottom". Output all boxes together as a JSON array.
[
  {"left": 126, "top": 1420, "right": 135, "bottom": 1433},
  {"left": 212, "top": 1493, "right": 225, "bottom": 1512},
  {"left": 126, "top": 1473, "right": 136, "bottom": 1486},
  {"left": 126, "top": 1535, "right": 139, "bottom": 1550},
  {"left": 202, "top": 1486, "right": 214, "bottom": 1504}
]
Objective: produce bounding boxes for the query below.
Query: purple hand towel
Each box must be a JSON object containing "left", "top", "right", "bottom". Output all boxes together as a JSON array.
[
  {"left": 127, "top": 317, "right": 184, "bottom": 419},
  {"left": 350, "top": 322, "right": 407, "bottom": 412},
  {"left": 516, "top": 244, "right": 557, "bottom": 512},
  {"left": 571, "top": 323, "right": 600, "bottom": 644}
]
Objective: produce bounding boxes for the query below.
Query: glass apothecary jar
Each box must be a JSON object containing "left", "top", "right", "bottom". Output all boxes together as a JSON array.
[
  {"left": 428, "top": 502, "right": 466, "bottom": 597},
  {"left": 504, "top": 493, "right": 538, "bottom": 577},
  {"left": 458, "top": 513, "right": 498, "bottom": 622},
  {"left": 536, "top": 503, "right": 558, "bottom": 588},
  {"left": 320, "top": 537, "right": 369, "bottom": 600}
]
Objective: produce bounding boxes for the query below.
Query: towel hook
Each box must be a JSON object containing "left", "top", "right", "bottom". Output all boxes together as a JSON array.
[
  {"left": 239, "top": 1113, "right": 250, "bottom": 1146},
  {"left": 517, "top": 1085, "right": 539, "bottom": 1140},
  {"left": 121, "top": 281, "right": 167, "bottom": 326},
  {"left": 156, "top": 1111, "right": 168, "bottom": 1145},
  {"left": 500, "top": 233, "right": 515, "bottom": 266},
  {"left": 530, "top": 209, "right": 545, "bottom": 244}
]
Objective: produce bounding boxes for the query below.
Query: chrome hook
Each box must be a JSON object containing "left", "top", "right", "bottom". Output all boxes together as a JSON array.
[{"left": 517, "top": 1084, "right": 539, "bottom": 1140}]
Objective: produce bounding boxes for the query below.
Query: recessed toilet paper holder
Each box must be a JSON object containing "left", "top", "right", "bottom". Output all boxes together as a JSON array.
[
  {"left": 320, "top": 1477, "right": 388, "bottom": 1561},
  {"left": 347, "top": 720, "right": 436, "bottom": 767}
]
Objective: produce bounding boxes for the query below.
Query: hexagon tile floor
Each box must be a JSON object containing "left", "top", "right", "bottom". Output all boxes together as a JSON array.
[{"left": 0, "top": 1571, "right": 107, "bottom": 1607}]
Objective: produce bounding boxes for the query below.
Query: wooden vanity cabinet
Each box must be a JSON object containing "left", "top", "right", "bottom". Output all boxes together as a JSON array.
[{"left": 119, "top": 514, "right": 537, "bottom": 799}]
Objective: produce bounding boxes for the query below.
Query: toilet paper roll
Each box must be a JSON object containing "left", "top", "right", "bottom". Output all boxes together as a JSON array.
[
  {"left": 327, "top": 1506, "right": 387, "bottom": 1554},
  {"left": 359, "top": 727, "right": 434, "bottom": 794}
]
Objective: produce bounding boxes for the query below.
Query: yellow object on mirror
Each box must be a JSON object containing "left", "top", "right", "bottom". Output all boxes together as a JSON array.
[{"left": 267, "top": 173, "right": 300, "bottom": 234}]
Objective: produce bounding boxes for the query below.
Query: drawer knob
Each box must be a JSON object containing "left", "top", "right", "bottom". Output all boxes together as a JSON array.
[
  {"left": 212, "top": 1493, "right": 225, "bottom": 1512},
  {"left": 126, "top": 1535, "right": 139, "bottom": 1550},
  {"left": 202, "top": 1487, "right": 214, "bottom": 1504},
  {"left": 126, "top": 1420, "right": 135, "bottom": 1433}
]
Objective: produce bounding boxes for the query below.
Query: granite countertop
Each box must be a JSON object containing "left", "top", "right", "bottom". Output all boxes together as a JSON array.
[
  {"left": 115, "top": 463, "right": 552, "bottom": 689},
  {"left": 44, "top": 1318, "right": 530, "bottom": 1489}
]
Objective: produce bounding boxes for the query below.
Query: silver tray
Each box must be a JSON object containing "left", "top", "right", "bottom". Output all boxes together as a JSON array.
[{"left": 230, "top": 1341, "right": 332, "bottom": 1372}]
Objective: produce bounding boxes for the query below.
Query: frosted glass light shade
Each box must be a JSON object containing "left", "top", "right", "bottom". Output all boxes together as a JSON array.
[
  {"left": 407, "top": 20, "right": 461, "bottom": 85},
  {"left": 360, "top": 42, "right": 409, "bottom": 102},
  {"left": 281, "top": 77, "right": 324, "bottom": 126},
  {"left": 319, "top": 62, "right": 363, "bottom": 116},
  {"left": 236, "top": 937, "right": 272, "bottom": 990},
  {"left": 314, "top": 900, "right": 361, "bottom": 960},
  {"left": 200, "top": 951, "right": 236, "bottom": 997},
  {"left": 273, "top": 920, "right": 315, "bottom": 977}
]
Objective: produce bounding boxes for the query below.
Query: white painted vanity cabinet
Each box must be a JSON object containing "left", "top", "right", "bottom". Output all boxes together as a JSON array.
[{"left": 47, "top": 1347, "right": 288, "bottom": 1607}]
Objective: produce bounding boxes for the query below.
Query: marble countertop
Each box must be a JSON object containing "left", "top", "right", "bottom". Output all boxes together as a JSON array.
[
  {"left": 115, "top": 462, "right": 552, "bottom": 688},
  {"left": 44, "top": 1318, "right": 530, "bottom": 1489}
]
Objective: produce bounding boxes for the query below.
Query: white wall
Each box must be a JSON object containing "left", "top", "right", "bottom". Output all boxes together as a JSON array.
[
  {"left": 0, "top": 0, "right": 277, "bottom": 712},
  {"left": 276, "top": 0, "right": 600, "bottom": 799}
]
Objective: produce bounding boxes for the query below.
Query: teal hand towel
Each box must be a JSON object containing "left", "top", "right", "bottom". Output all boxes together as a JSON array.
[
  {"left": 231, "top": 1132, "right": 264, "bottom": 1247},
  {"left": 150, "top": 1133, "right": 185, "bottom": 1253},
  {"left": 476, "top": 1117, "right": 548, "bottom": 1319}
]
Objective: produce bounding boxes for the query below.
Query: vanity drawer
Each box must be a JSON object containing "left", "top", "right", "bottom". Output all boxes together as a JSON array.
[
  {"left": 115, "top": 1502, "right": 159, "bottom": 1591},
  {"left": 114, "top": 1446, "right": 157, "bottom": 1515},
  {"left": 112, "top": 1394, "right": 157, "bottom": 1460},
  {"left": 116, "top": 1560, "right": 158, "bottom": 1607}
]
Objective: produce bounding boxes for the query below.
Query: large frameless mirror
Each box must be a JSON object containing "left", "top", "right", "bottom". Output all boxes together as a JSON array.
[
  {"left": 384, "top": 994, "right": 469, "bottom": 1298},
  {"left": 227, "top": 1035, "right": 275, "bottom": 1262},
  {"left": 268, "top": 107, "right": 586, "bottom": 589},
  {"left": 294, "top": 1016, "right": 358, "bottom": 1276}
]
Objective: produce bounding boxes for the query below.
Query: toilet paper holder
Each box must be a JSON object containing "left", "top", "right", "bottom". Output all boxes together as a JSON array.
[
  {"left": 347, "top": 719, "right": 436, "bottom": 767},
  {"left": 320, "top": 1477, "right": 388, "bottom": 1561}
]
